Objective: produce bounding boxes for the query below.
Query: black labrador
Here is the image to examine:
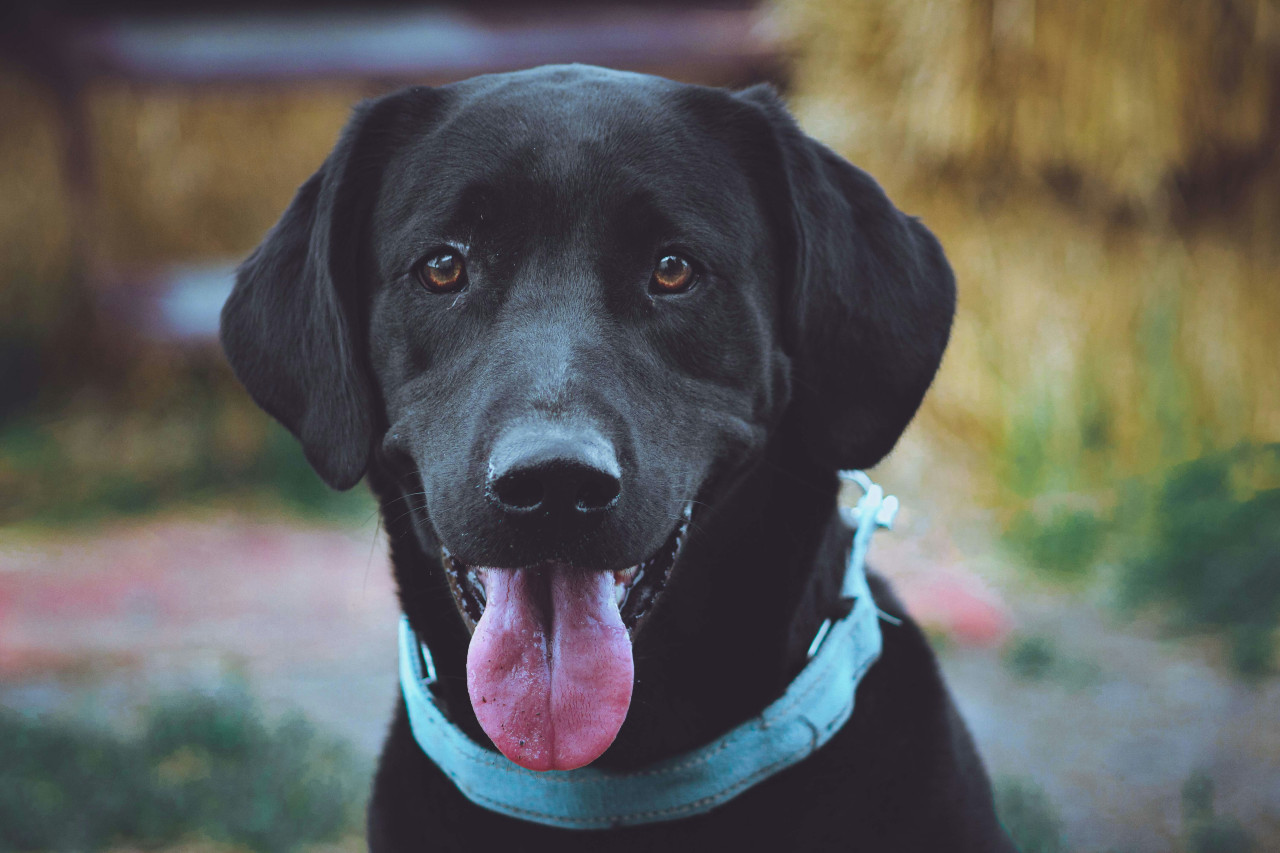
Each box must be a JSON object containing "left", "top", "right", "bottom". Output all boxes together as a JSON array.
[{"left": 221, "top": 65, "right": 1015, "bottom": 851}]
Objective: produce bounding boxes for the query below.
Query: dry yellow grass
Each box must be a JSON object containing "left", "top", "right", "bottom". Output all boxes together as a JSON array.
[
  {"left": 918, "top": 191, "right": 1280, "bottom": 491},
  {"left": 779, "top": 0, "right": 1280, "bottom": 215},
  {"left": 0, "top": 65, "right": 361, "bottom": 283},
  {"left": 85, "top": 82, "right": 363, "bottom": 267},
  {"left": 774, "top": 0, "right": 1280, "bottom": 502},
  {"left": 0, "top": 66, "right": 364, "bottom": 399},
  {"left": 0, "top": 64, "right": 74, "bottom": 332}
]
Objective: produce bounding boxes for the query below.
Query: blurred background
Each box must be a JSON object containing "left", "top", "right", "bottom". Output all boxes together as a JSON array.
[{"left": 1, "top": 1, "right": 1277, "bottom": 850}]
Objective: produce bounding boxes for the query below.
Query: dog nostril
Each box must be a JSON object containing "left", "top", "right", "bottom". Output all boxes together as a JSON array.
[
  {"left": 576, "top": 471, "right": 621, "bottom": 512},
  {"left": 492, "top": 471, "right": 545, "bottom": 510},
  {"left": 486, "top": 423, "right": 621, "bottom": 518}
]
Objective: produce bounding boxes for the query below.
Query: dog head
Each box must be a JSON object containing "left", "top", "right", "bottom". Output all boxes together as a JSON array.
[{"left": 221, "top": 65, "right": 954, "bottom": 771}]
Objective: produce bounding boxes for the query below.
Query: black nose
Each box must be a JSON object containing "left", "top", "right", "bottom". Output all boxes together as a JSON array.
[{"left": 487, "top": 423, "right": 621, "bottom": 517}]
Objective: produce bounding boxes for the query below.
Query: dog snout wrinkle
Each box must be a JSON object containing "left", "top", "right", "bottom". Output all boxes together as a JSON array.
[{"left": 487, "top": 422, "right": 622, "bottom": 519}]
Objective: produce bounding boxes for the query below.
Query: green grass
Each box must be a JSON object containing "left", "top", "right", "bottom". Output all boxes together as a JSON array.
[
  {"left": 1182, "top": 771, "right": 1257, "bottom": 853},
  {"left": 0, "top": 689, "right": 367, "bottom": 853},
  {"left": 991, "top": 276, "right": 1280, "bottom": 679},
  {"left": 1006, "top": 506, "right": 1107, "bottom": 582},
  {"left": 994, "top": 776, "right": 1065, "bottom": 853},
  {"left": 1117, "top": 444, "right": 1280, "bottom": 676},
  {"left": 0, "top": 402, "right": 375, "bottom": 529},
  {"left": 1000, "top": 635, "right": 1101, "bottom": 689},
  {"left": 1001, "top": 442, "right": 1280, "bottom": 677}
]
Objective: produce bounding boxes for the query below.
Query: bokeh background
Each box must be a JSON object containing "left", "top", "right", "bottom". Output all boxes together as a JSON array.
[{"left": 2, "top": 1, "right": 1278, "bottom": 851}]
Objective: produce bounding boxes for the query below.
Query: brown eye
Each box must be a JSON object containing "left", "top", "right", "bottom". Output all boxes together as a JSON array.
[
  {"left": 416, "top": 250, "right": 467, "bottom": 293},
  {"left": 650, "top": 254, "right": 696, "bottom": 294}
]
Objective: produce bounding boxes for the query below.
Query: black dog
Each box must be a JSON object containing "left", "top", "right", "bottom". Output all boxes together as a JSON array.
[{"left": 221, "top": 65, "right": 1014, "bottom": 851}]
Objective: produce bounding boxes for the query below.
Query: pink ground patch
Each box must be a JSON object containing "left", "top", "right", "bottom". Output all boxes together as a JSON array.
[
  {"left": 870, "top": 533, "right": 1012, "bottom": 646},
  {"left": 0, "top": 515, "right": 399, "bottom": 680}
]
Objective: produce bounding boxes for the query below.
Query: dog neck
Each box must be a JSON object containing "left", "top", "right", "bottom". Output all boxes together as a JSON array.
[{"left": 370, "top": 440, "right": 851, "bottom": 770}]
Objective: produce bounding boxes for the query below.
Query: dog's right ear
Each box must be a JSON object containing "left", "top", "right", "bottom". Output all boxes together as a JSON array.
[{"left": 220, "top": 89, "right": 432, "bottom": 490}]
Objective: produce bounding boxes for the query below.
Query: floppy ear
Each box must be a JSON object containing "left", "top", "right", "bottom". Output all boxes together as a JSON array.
[
  {"left": 220, "top": 89, "right": 428, "bottom": 490},
  {"left": 736, "top": 86, "right": 956, "bottom": 470}
]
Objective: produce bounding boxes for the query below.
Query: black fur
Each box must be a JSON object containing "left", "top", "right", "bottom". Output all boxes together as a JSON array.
[{"left": 221, "top": 65, "right": 1014, "bottom": 851}]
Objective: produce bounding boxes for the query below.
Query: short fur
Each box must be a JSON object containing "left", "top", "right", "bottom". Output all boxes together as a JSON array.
[{"left": 221, "top": 65, "right": 1015, "bottom": 851}]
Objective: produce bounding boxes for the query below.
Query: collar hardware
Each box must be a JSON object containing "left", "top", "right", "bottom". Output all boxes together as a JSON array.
[{"left": 398, "top": 469, "right": 896, "bottom": 830}]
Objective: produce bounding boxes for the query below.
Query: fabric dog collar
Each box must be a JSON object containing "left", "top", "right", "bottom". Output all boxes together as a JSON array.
[{"left": 397, "top": 470, "right": 898, "bottom": 830}]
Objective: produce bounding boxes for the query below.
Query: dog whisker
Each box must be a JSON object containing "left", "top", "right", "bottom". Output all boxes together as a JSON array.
[
  {"left": 363, "top": 515, "right": 384, "bottom": 593},
  {"left": 378, "top": 490, "right": 430, "bottom": 510}
]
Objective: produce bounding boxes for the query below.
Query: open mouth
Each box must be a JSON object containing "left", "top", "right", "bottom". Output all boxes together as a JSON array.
[
  {"left": 441, "top": 501, "right": 692, "bottom": 633},
  {"left": 439, "top": 503, "right": 693, "bottom": 772}
]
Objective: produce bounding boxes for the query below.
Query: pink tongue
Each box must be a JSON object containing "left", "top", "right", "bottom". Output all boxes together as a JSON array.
[{"left": 466, "top": 565, "right": 634, "bottom": 771}]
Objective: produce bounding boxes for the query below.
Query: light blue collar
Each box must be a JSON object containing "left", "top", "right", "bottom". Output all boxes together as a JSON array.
[{"left": 397, "top": 470, "right": 898, "bottom": 830}]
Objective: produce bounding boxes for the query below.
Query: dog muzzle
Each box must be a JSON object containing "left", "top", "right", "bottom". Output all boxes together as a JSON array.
[{"left": 397, "top": 470, "right": 898, "bottom": 830}]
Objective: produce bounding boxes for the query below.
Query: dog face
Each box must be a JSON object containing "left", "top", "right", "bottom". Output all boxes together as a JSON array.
[
  {"left": 368, "top": 69, "right": 788, "bottom": 580},
  {"left": 221, "top": 66, "right": 954, "bottom": 772}
]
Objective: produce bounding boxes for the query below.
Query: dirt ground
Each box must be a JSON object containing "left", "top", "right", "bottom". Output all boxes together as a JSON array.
[{"left": 2, "top": 509, "right": 1277, "bottom": 852}]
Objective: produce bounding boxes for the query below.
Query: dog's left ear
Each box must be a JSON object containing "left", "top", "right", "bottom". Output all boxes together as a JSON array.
[
  {"left": 734, "top": 85, "right": 956, "bottom": 470},
  {"left": 221, "top": 89, "right": 433, "bottom": 490}
]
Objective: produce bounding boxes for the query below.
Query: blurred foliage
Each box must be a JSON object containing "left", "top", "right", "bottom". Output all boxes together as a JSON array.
[
  {"left": 993, "top": 770, "right": 1261, "bottom": 853},
  {"left": 0, "top": 689, "right": 366, "bottom": 853},
  {"left": 1182, "top": 771, "right": 1257, "bottom": 853},
  {"left": 1001, "top": 633, "right": 1101, "bottom": 688},
  {"left": 1120, "top": 444, "right": 1280, "bottom": 676},
  {"left": 779, "top": 0, "right": 1280, "bottom": 487},
  {"left": 1006, "top": 507, "right": 1107, "bottom": 582},
  {"left": 0, "top": 61, "right": 378, "bottom": 526},
  {"left": 1003, "top": 443, "right": 1280, "bottom": 675},
  {"left": 0, "top": 369, "right": 375, "bottom": 527},
  {"left": 994, "top": 776, "right": 1065, "bottom": 853},
  {"left": 780, "top": 0, "right": 1280, "bottom": 677},
  {"left": 1003, "top": 634, "right": 1057, "bottom": 680}
]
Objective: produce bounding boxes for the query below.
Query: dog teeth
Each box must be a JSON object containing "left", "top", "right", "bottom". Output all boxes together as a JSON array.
[
  {"left": 467, "top": 567, "right": 487, "bottom": 608},
  {"left": 442, "top": 548, "right": 488, "bottom": 625},
  {"left": 613, "top": 565, "right": 642, "bottom": 608},
  {"left": 443, "top": 501, "right": 697, "bottom": 626}
]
